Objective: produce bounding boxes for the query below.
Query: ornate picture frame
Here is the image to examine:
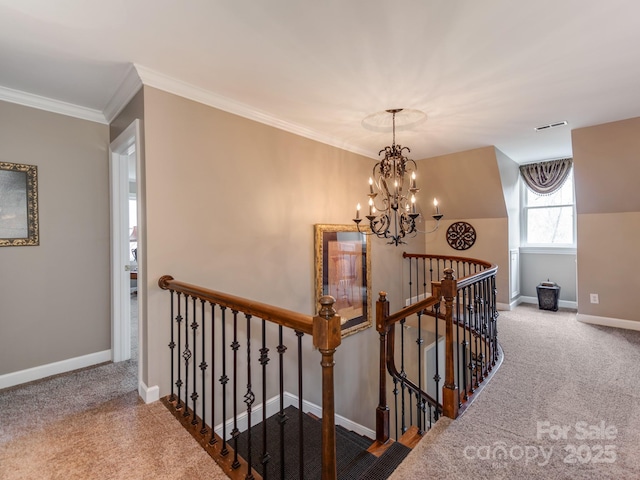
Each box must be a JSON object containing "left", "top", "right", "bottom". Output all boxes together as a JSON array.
[
  {"left": 314, "top": 224, "right": 371, "bottom": 337},
  {"left": 0, "top": 162, "right": 39, "bottom": 247}
]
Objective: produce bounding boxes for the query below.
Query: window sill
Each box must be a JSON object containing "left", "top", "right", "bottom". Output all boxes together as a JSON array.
[{"left": 520, "top": 246, "right": 576, "bottom": 255}]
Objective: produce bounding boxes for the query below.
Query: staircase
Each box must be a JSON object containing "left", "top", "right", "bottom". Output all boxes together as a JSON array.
[{"left": 233, "top": 406, "right": 413, "bottom": 480}]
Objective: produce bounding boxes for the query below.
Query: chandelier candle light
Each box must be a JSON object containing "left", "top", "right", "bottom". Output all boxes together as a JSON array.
[{"left": 354, "top": 108, "right": 443, "bottom": 245}]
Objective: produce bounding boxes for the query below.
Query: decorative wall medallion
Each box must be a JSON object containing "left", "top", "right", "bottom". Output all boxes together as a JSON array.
[{"left": 446, "top": 222, "right": 476, "bottom": 250}]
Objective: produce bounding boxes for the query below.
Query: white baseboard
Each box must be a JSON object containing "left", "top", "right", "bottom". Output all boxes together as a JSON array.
[
  {"left": 577, "top": 314, "right": 640, "bottom": 331},
  {"left": 517, "top": 296, "right": 577, "bottom": 310},
  {"left": 139, "top": 381, "right": 160, "bottom": 404},
  {"left": 287, "top": 392, "right": 376, "bottom": 440},
  {"left": 211, "top": 391, "right": 375, "bottom": 441},
  {"left": 497, "top": 302, "right": 512, "bottom": 311},
  {"left": 0, "top": 350, "right": 111, "bottom": 390}
]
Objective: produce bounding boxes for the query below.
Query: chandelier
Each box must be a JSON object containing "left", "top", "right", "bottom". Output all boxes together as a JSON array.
[{"left": 353, "top": 108, "right": 443, "bottom": 246}]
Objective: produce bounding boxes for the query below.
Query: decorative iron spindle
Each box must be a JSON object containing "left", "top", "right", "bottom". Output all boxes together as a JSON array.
[
  {"left": 416, "top": 310, "right": 424, "bottom": 433},
  {"left": 169, "top": 290, "right": 176, "bottom": 402},
  {"left": 492, "top": 276, "right": 499, "bottom": 365},
  {"left": 219, "top": 307, "right": 229, "bottom": 455},
  {"left": 400, "top": 319, "right": 407, "bottom": 434},
  {"left": 191, "top": 296, "right": 199, "bottom": 425},
  {"left": 231, "top": 310, "right": 241, "bottom": 470},
  {"left": 462, "top": 287, "right": 469, "bottom": 400},
  {"left": 183, "top": 295, "right": 191, "bottom": 417},
  {"left": 422, "top": 257, "right": 427, "bottom": 300},
  {"left": 433, "top": 301, "right": 441, "bottom": 421},
  {"left": 176, "top": 292, "right": 183, "bottom": 408},
  {"left": 209, "top": 303, "right": 217, "bottom": 445},
  {"left": 277, "top": 326, "right": 287, "bottom": 480},
  {"left": 393, "top": 377, "right": 399, "bottom": 440},
  {"left": 259, "top": 319, "right": 270, "bottom": 479},
  {"left": 296, "top": 330, "right": 305, "bottom": 480},
  {"left": 408, "top": 258, "right": 413, "bottom": 304},
  {"left": 200, "top": 300, "right": 208, "bottom": 434},
  {"left": 455, "top": 295, "right": 462, "bottom": 408},
  {"left": 245, "top": 314, "right": 255, "bottom": 480}
]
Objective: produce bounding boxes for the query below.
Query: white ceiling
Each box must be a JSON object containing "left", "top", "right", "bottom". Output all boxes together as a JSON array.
[{"left": 1, "top": 0, "right": 640, "bottom": 163}]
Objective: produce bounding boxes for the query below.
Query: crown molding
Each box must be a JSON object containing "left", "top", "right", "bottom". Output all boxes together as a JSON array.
[
  {"left": 0, "top": 84, "right": 106, "bottom": 124},
  {"left": 103, "top": 65, "right": 143, "bottom": 124},
  {"left": 134, "top": 64, "right": 376, "bottom": 159}
]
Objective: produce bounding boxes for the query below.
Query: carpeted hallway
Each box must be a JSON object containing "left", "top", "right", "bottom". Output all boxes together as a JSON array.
[
  {"left": 391, "top": 304, "right": 640, "bottom": 479},
  {"left": 2, "top": 304, "right": 639, "bottom": 479}
]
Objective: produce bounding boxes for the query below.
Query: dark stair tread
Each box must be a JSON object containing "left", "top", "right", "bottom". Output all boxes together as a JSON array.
[
  {"left": 234, "top": 406, "right": 376, "bottom": 480},
  {"left": 336, "top": 424, "right": 373, "bottom": 451},
  {"left": 358, "top": 442, "right": 412, "bottom": 480}
]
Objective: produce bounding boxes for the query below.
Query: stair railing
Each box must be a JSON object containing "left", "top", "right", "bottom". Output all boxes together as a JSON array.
[
  {"left": 159, "top": 275, "right": 341, "bottom": 480},
  {"left": 376, "top": 253, "right": 501, "bottom": 443}
]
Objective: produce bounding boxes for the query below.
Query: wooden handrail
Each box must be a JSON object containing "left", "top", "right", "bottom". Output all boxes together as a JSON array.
[
  {"left": 159, "top": 275, "right": 314, "bottom": 335},
  {"left": 456, "top": 264, "right": 498, "bottom": 290},
  {"left": 159, "top": 275, "right": 341, "bottom": 479},
  {"left": 403, "top": 251, "right": 493, "bottom": 269},
  {"left": 382, "top": 293, "right": 441, "bottom": 327}
]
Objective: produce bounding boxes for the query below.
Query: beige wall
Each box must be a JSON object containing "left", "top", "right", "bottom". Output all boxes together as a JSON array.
[
  {"left": 520, "top": 252, "right": 577, "bottom": 302},
  {"left": 140, "top": 87, "right": 420, "bottom": 429},
  {"left": 572, "top": 117, "right": 640, "bottom": 321},
  {"left": 0, "top": 100, "right": 110, "bottom": 375},
  {"left": 416, "top": 147, "right": 511, "bottom": 305}
]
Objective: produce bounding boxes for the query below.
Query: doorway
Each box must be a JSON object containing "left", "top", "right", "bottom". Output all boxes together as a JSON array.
[{"left": 109, "top": 119, "right": 141, "bottom": 375}]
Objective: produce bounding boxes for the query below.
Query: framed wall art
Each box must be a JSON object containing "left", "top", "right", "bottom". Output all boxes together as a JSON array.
[
  {"left": 0, "top": 162, "right": 39, "bottom": 246},
  {"left": 314, "top": 224, "right": 371, "bottom": 337}
]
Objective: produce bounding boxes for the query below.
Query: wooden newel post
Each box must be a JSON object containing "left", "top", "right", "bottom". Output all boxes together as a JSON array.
[
  {"left": 313, "top": 295, "right": 342, "bottom": 480},
  {"left": 375, "top": 291, "right": 390, "bottom": 443},
  {"left": 441, "top": 268, "right": 460, "bottom": 419}
]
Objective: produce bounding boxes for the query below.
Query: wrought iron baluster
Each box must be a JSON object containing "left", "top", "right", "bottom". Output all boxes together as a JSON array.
[
  {"left": 408, "top": 257, "right": 413, "bottom": 304},
  {"left": 277, "top": 325, "right": 287, "bottom": 480},
  {"left": 483, "top": 278, "right": 489, "bottom": 378},
  {"left": 169, "top": 290, "right": 176, "bottom": 402},
  {"left": 492, "top": 275, "right": 499, "bottom": 365},
  {"left": 296, "top": 330, "right": 305, "bottom": 480},
  {"left": 176, "top": 292, "right": 183, "bottom": 409},
  {"left": 400, "top": 318, "right": 407, "bottom": 434},
  {"left": 393, "top": 377, "right": 399, "bottom": 440},
  {"left": 209, "top": 303, "right": 217, "bottom": 445},
  {"left": 455, "top": 294, "right": 462, "bottom": 408},
  {"left": 219, "top": 307, "right": 229, "bottom": 455},
  {"left": 433, "top": 301, "right": 441, "bottom": 421},
  {"left": 183, "top": 295, "right": 191, "bottom": 418},
  {"left": 231, "top": 310, "right": 241, "bottom": 470},
  {"left": 466, "top": 286, "right": 475, "bottom": 395},
  {"left": 473, "top": 283, "right": 480, "bottom": 388},
  {"left": 199, "top": 299, "right": 208, "bottom": 434},
  {"left": 245, "top": 314, "right": 255, "bottom": 480},
  {"left": 429, "top": 258, "right": 434, "bottom": 284},
  {"left": 191, "top": 297, "right": 199, "bottom": 425},
  {"left": 422, "top": 257, "right": 427, "bottom": 300},
  {"left": 259, "top": 319, "right": 270, "bottom": 480},
  {"left": 416, "top": 310, "right": 424, "bottom": 434}
]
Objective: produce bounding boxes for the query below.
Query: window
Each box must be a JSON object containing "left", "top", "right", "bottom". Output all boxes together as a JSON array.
[{"left": 522, "top": 169, "right": 575, "bottom": 247}]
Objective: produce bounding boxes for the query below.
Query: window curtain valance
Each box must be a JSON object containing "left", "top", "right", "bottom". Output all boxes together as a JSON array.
[{"left": 520, "top": 158, "right": 573, "bottom": 195}]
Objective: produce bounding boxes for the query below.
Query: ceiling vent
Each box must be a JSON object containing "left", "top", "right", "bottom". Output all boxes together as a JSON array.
[{"left": 535, "top": 121, "right": 568, "bottom": 132}]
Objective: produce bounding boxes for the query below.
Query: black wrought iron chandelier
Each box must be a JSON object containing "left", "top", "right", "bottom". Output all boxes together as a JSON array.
[{"left": 354, "top": 109, "right": 443, "bottom": 246}]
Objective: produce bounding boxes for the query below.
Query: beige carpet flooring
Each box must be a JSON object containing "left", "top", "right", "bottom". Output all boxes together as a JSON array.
[
  {"left": 3, "top": 303, "right": 639, "bottom": 479},
  {"left": 0, "top": 296, "right": 228, "bottom": 480},
  {"left": 391, "top": 304, "right": 640, "bottom": 479}
]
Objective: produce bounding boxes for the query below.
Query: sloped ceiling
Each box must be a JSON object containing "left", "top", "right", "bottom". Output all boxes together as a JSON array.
[{"left": 1, "top": 0, "right": 640, "bottom": 163}]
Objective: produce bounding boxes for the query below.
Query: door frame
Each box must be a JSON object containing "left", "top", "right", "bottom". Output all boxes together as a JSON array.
[{"left": 109, "top": 119, "right": 141, "bottom": 364}]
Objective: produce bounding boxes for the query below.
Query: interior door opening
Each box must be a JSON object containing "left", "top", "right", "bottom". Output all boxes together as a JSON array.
[{"left": 109, "top": 120, "right": 141, "bottom": 378}]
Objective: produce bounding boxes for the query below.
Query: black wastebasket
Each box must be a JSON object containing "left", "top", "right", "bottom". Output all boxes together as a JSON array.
[{"left": 536, "top": 281, "right": 560, "bottom": 311}]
